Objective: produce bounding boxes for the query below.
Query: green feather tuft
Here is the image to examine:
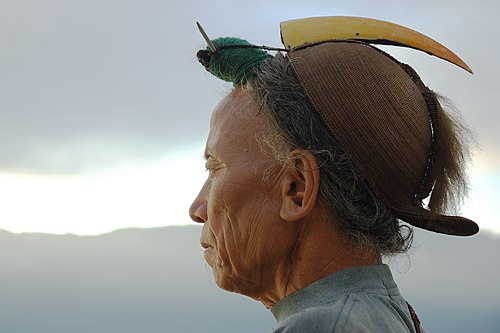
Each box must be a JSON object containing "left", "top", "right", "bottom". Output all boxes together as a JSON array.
[{"left": 201, "top": 37, "right": 270, "bottom": 86}]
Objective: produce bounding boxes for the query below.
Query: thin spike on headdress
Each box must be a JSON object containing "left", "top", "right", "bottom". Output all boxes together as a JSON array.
[{"left": 196, "top": 22, "right": 217, "bottom": 53}]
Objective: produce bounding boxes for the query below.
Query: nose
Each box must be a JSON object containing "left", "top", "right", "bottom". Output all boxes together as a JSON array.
[{"left": 189, "top": 186, "right": 208, "bottom": 223}]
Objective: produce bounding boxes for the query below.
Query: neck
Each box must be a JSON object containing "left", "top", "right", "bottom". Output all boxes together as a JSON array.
[{"left": 258, "top": 218, "right": 381, "bottom": 308}]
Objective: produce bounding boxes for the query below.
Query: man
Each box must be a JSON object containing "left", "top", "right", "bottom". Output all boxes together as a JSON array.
[{"left": 189, "top": 17, "right": 478, "bottom": 332}]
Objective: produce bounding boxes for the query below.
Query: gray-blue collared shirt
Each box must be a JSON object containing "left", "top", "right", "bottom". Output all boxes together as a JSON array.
[{"left": 271, "top": 264, "right": 418, "bottom": 332}]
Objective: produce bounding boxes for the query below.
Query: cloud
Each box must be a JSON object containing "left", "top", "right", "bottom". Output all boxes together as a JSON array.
[
  {"left": 0, "top": 0, "right": 498, "bottom": 175},
  {"left": 0, "top": 153, "right": 207, "bottom": 234},
  {"left": 0, "top": 0, "right": 221, "bottom": 174}
]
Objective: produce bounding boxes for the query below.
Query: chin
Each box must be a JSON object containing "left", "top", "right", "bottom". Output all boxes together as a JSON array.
[
  {"left": 213, "top": 265, "right": 238, "bottom": 293},
  {"left": 203, "top": 247, "right": 216, "bottom": 266},
  {"left": 213, "top": 267, "right": 264, "bottom": 300}
]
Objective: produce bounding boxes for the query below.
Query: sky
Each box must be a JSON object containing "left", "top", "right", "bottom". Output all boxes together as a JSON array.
[{"left": 0, "top": 0, "right": 499, "bottom": 235}]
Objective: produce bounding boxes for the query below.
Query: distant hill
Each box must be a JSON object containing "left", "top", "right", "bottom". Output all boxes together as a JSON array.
[{"left": 0, "top": 226, "right": 498, "bottom": 333}]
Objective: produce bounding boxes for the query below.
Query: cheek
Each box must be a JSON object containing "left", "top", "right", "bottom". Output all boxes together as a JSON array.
[
  {"left": 207, "top": 194, "right": 244, "bottom": 263},
  {"left": 206, "top": 180, "right": 266, "bottom": 262},
  {"left": 213, "top": 194, "right": 279, "bottom": 270}
]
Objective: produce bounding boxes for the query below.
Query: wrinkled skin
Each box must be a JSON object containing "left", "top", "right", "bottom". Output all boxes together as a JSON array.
[
  {"left": 189, "top": 88, "right": 381, "bottom": 307},
  {"left": 189, "top": 89, "right": 300, "bottom": 302}
]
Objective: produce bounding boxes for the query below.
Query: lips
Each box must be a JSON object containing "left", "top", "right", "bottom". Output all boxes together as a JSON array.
[
  {"left": 201, "top": 242, "right": 213, "bottom": 250},
  {"left": 201, "top": 242, "right": 215, "bottom": 266},
  {"left": 201, "top": 242, "right": 214, "bottom": 256}
]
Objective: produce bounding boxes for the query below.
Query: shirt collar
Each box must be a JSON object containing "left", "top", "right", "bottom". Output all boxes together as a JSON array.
[{"left": 270, "top": 264, "right": 398, "bottom": 323}]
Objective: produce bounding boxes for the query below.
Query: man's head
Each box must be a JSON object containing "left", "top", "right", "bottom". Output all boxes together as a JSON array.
[
  {"left": 189, "top": 88, "right": 328, "bottom": 303},
  {"left": 190, "top": 18, "right": 478, "bottom": 304}
]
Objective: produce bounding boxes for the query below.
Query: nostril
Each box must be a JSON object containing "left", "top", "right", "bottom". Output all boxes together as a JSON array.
[
  {"left": 191, "top": 214, "right": 205, "bottom": 224},
  {"left": 189, "top": 201, "right": 208, "bottom": 224}
]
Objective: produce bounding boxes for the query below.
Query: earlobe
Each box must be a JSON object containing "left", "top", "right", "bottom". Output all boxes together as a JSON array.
[{"left": 279, "top": 149, "right": 320, "bottom": 222}]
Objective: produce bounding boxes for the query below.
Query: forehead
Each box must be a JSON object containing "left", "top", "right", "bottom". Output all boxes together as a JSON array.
[
  {"left": 206, "top": 89, "right": 265, "bottom": 158},
  {"left": 210, "top": 89, "right": 255, "bottom": 128}
]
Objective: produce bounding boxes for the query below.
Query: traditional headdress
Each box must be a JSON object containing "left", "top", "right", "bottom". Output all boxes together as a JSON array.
[{"left": 196, "top": 17, "right": 478, "bottom": 236}]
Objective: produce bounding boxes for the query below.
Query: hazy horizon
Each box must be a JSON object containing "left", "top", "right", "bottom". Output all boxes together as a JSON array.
[{"left": 1, "top": 225, "right": 499, "bottom": 333}]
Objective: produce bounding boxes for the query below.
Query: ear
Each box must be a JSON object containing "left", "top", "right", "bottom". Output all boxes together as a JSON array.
[{"left": 279, "top": 149, "right": 320, "bottom": 222}]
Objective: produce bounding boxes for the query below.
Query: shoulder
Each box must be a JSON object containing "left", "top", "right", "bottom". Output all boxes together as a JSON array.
[
  {"left": 271, "top": 295, "right": 352, "bottom": 333},
  {"left": 272, "top": 293, "right": 415, "bottom": 333},
  {"left": 271, "top": 305, "right": 337, "bottom": 333}
]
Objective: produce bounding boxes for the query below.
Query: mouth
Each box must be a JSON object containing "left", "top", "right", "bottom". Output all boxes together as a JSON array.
[
  {"left": 200, "top": 242, "right": 214, "bottom": 253},
  {"left": 201, "top": 242, "right": 215, "bottom": 264},
  {"left": 201, "top": 242, "right": 213, "bottom": 250}
]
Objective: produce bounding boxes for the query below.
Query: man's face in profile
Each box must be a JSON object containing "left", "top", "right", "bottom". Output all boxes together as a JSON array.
[{"left": 189, "top": 89, "right": 300, "bottom": 299}]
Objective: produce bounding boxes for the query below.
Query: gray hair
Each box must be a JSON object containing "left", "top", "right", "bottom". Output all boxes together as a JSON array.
[{"left": 248, "top": 53, "right": 412, "bottom": 255}]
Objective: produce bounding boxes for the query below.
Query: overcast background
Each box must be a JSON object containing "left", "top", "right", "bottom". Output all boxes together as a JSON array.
[
  {"left": 0, "top": 0, "right": 499, "bottom": 332},
  {"left": 0, "top": 0, "right": 499, "bottom": 234}
]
